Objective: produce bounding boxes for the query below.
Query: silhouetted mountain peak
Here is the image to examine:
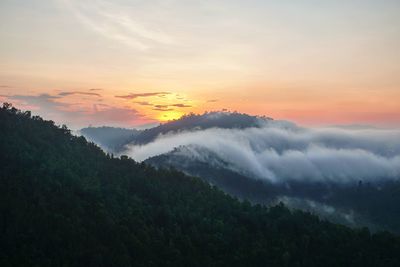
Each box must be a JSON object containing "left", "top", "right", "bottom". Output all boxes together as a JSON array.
[{"left": 130, "top": 111, "right": 273, "bottom": 145}]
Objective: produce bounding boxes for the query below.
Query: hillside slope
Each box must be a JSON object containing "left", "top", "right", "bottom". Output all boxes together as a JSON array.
[
  {"left": 146, "top": 145, "right": 400, "bottom": 233},
  {"left": 1, "top": 103, "right": 400, "bottom": 267}
]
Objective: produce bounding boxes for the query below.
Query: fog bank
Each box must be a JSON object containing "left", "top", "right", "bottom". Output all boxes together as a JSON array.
[{"left": 124, "top": 122, "right": 400, "bottom": 184}]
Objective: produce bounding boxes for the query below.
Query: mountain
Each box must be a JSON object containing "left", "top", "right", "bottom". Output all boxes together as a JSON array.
[
  {"left": 105, "top": 112, "right": 400, "bottom": 233},
  {"left": 146, "top": 145, "right": 400, "bottom": 232},
  {"left": 80, "top": 111, "right": 400, "bottom": 232},
  {"left": 126, "top": 111, "right": 272, "bottom": 145},
  {"left": 146, "top": 145, "right": 278, "bottom": 202},
  {"left": 2, "top": 103, "right": 400, "bottom": 266},
  {"left": 80, "top": 126, "right": 141, "bottom": 153},
  {"left": 79, "top": 111, "right": 270, "bottom": 153}
]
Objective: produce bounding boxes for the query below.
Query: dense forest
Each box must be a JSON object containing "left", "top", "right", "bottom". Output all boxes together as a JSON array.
[
  {"left": 146, "top": 145, "right": 400, "bottom": 233},
  {"left": 1, "top": 103, "right": 400, "bottom": 267}
]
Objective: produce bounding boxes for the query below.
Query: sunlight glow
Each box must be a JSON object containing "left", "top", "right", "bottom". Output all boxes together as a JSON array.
[{"left": 157, "top": 110, "right": 185, "bottom": 122}]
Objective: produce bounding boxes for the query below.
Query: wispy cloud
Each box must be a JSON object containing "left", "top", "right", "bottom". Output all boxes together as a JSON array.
[
  {"left": 115, "top": 92, "right": 170, "bottom": 99},
  {"left": 153, "top": 107, "right": 174, "bottom": 111},
  {"left": 134, "top": 101, "right": 153, "bottom": 106},
  {"left": 83, "top": 106, "right": 143, "bottom": 126},
  {"left": 0, "top": 95, "right": 10, "bottom": 102},
  {"left": 171, "top": 103, "right": 192, "bottom": 108},
  {"left": 151, "top": 103, "right": 191, "bottom": 110},
  {"left": 132, "top": 99, "right": 192, "bottom": 110},
  {"left": 154, "top": 104, "right": 169, "bottom": 109},
  {"left": 58, "top": 91, "right": 102, "bottom": 97},
  {"left": 152, "top": 104, "right": 173, "bottom": 111},
  {"left": 7, "top": 92, "right": 147, "bottom": 128},
  {"left": 63, "top": 0, "right": 175, "bottom": 50},
  {"left": 10, "top": 94, "right": 66, "bottom": 111}
]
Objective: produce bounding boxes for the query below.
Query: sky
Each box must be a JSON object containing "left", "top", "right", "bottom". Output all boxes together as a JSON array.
[{"left": 0, "top": 0, "right": 399, "bottom": 129}]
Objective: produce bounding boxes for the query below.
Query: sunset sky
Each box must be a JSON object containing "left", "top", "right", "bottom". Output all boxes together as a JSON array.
[{"left": 1, "top": 0, "right": 399, "bottom": 128}]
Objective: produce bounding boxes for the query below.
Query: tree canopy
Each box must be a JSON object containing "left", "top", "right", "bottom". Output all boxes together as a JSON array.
[{"left": 1, "top": 103, "right": 400, "bottom": 267}]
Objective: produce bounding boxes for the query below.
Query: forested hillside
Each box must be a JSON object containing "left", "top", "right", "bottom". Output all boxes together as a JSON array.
[
  {"left": 1, "top": 103, "right": 400, "bottom": 267},
  {"left": 146, "top": 145, "right": 400, "bottom": 233}
]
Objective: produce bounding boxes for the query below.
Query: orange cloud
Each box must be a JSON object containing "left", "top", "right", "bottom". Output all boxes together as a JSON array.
[
  {"left": 59, "top": 91, "right": 102, "bottom": 97},
  {"left": 115, "top": 92, "right": 170, "bottom": 99}
]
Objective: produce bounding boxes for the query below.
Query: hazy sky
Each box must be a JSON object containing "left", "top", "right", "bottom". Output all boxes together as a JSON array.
[{"left": 1, "top": 0, "right": 399, "bottom": 128}]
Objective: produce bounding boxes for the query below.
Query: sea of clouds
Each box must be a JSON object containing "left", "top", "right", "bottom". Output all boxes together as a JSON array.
[{"left": 124, "top": 121, "right": 400, "bottom": 184}]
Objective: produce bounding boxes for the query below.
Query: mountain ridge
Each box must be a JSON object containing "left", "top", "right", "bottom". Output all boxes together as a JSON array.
[
  {"left": 2, "top": 102, "right": 400, "bottom": 266},
  {"left": 80, "top": 110, "right": 400, "bottom": 233},
  {"left": 146, "top": 143, "right": 400, "bottom": 233}
]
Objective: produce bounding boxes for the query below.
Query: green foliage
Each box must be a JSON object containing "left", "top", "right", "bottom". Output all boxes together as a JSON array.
[{"left": 1, "top": 103, "right": 400, "bottom": 267}]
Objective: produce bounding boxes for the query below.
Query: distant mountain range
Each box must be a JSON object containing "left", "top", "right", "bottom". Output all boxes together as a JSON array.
[
  {"left": 81, "top": 111, "right": 273, "bottom": 151},
  {"left": 81, "top": 111, "right": 400, "bottom": 233}
]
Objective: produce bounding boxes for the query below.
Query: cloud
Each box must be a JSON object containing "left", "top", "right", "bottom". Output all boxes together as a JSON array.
[
  {"left": 274, "top": 196, "right": 361, "bottom": 228},
  {"left": 89, "top": 88, "right": 103, "bottom": 91},
  {"left": 10, "top": 94, "right": 66, "bottom": 111},
  {"left": 131, "top": 98, "right": 192, "bottom": 109},
  {"left": 124, "top": 122, "right": 400, "bottom": 185},
  {"left": 150, "top": 103, "right": 191, "bottom": 110},
  {"left": 207, "top": 99, "right": 219, "bottom": 103},
  {"left": 8, "top": 93, "right": 146, "bottom": 128},
  {"left": 58, "top": 91, "right": 102, "bottom": 97},
  {"left": 116, "top": 92, "right": 170, "bottom": 99},
  {"left": 0, "top": 95, "right": 10, "bottom": 102},
  {"left": 153, "top": 107, "right": 174, "bottom": 111},
  {"left": 63, "top": 0, "right": 175, "bottom": 50},
  {"left": 134, "top": 101, "right": 153, "bottom": 106},
  {"left": 154, "top": 104, "right": 169, "bottom": 109},
  {"left": 171, "top": 103, "right": 192, "bottom": 108},
  {"left": 83, "top": 106, "right": 143, "bottom": 125}
]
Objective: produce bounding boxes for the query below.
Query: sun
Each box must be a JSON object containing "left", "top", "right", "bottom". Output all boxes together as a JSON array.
[{"left": 157, "top": 110, "right": 185, "bottom": 122}]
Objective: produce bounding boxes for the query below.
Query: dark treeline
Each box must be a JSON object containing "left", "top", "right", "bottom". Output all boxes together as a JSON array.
[{"left": 1, "top": 103, "right": 400, "bottom": 267}]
